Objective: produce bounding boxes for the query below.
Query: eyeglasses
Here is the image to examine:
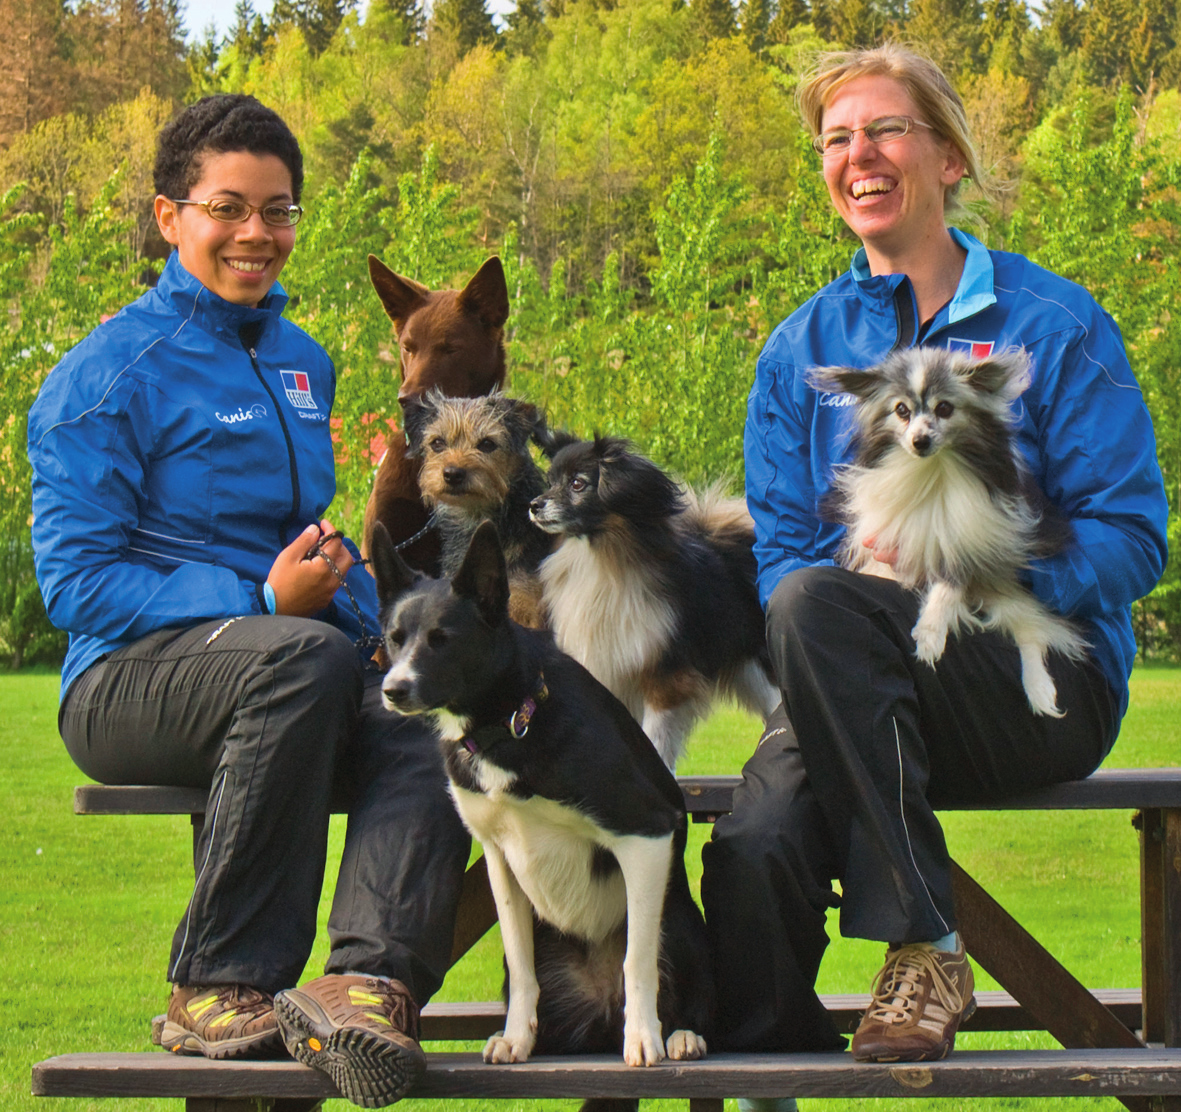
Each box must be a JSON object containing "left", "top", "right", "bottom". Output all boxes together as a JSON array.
[
  {"left": 812, "top": 116, "right": 934, "bottom": 156},
  {"left": 170, "top": 198, "right": 304, "bottom": 227}
]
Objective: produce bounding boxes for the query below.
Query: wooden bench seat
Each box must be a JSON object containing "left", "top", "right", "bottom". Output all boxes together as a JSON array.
[
  {"left": 32, "top": 1047, "right": 1181, "bottom": 1108},
  {"left": 36, "top": 767, "right": 1181, "bottom": 1110}
]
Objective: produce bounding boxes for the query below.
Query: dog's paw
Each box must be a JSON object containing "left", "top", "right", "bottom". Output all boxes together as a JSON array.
[
  {"left": 912, "top": 620, "right": 948, "bottom": 666},
  {"left": 623, "top": 1024, "right": 666, "bottom": 1067},
  {"left": 1020, "top": 647, "right": 1066, "bottom": 717},
  {"left": 482, "top": 1029, "right": 535, "bottom": 1064},
  {"left": 1023, "top": 671, "right": 1065, "bottom": 718},
  {"left": 665, "top": 1029, "right": 708, "bottom": 1060}
]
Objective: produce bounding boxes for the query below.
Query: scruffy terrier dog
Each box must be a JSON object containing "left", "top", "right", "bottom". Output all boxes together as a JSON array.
[
  {"left": 810, "top": 346, "right": 1087, "bottom": 717},
  {"left": 404, "top": 389, "right": 555, "bottom": 629},
  {"left": 530, "top": 435, "right": 779, "bottom": 770},
  {"left": 370, "top": 521, "right": 714, "bottom": 1107}
]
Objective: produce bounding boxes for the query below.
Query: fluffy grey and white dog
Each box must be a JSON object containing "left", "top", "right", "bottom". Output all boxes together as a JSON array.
[{"left": 810, "top": 346, "right": 1087, "bottom": 717}]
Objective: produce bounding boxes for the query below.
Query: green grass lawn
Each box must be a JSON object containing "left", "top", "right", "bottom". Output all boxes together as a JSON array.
[{"left": 3, "top": 666, "right": 1178, "bottom": 1112}]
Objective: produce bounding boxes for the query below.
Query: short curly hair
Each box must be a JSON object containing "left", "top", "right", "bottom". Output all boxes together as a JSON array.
[{"left": 154, "top": 95, "right": 304, "bottom": 203}]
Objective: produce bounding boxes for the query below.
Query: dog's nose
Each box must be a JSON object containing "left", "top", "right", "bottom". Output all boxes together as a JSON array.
[
  {"left": 383, "top": 682, "right": 412, "bottom": 709},
  {"left": 443, "top": 466, "right": 467, "bottom": 487},
  {"left": 912, "top": 434, "right": 932, "bottom": 455},
  {"left": 529, "top": 496, "right": 544, "bottom": 514}
]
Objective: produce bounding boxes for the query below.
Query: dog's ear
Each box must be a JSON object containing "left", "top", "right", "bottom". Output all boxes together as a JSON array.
[
  {"left": 534, "top": 424, "right": 578, "bottom": 459},
  {"left": 962, "top": 348, "right": 1033, "bottom": 402},
  {"left": 452, "top": 520, "right": 509, "bottom": 627},
  {"left": 500, "top": 399, "right": 548, "bottom": 453},
  {"left": 369, "top": 255, "right": 430, "bottom": 332},
  {"left": 369, "top": 521, "right": 422, "bottom": 609},
  {"left": 401, "top": 393, "right": 434, "bottom": 455},
  {"left": 807, "top": 364, "right": 880, "bottom": 399},
  {"left": 457, "top": 257, "right": 509, "bottom": 330}
]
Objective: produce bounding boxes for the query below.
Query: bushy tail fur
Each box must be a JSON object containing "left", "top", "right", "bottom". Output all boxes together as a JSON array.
[{"left": 677, "top": 482, "right": 754, "bottom": 544}]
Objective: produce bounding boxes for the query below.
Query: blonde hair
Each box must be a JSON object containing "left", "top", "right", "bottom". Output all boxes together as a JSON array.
[{"left": 797, "top": 43, "right": 998, "bottom": 212}]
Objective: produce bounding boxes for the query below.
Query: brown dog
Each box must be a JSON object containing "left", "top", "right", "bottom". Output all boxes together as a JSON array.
[{"left": 361, "top": 255, "right": 510, "bottom": 570}]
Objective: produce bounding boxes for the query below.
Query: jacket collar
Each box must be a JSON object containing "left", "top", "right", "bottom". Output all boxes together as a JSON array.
[
  {"left": 849, "top": 227, "right": 997, "bottom": 327},
  {"left": 156, "top": 251, "right": 290, "bottom": 342}
]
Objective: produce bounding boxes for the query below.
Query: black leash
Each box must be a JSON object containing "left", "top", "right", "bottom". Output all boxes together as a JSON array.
[
  {"left": 305, "top": 531, "right": 384, "bottom": 654},
  {"left": 391, "top": 513, "right": 437, "bottom": 552}
]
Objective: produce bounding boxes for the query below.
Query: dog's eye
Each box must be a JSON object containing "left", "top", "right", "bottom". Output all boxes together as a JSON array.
[
  {"left": 570, "top": 476, "right": 587, "bottom": 493},
  {"left": 429, "top": 437, "right": 447, "bottom": 453},
  {"left": 388, "top": 630, "right": 406, "bottom": 649},
  {"left": 894, "top": 402, "right": 910, "bottom": 420},
  {"left": 934, "top": 401, "right": 955, "bottom": 419},
  {"left": 477, "top": 438, "right": 498, "bottom": 454},
  {"left": 427, "top": 629, "right": 448, "bottom": 650},
  {"left": 401, "top": 340, "right": 416, "bottom": 355}
]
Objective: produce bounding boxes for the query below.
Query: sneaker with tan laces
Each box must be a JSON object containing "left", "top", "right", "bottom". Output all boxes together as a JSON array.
[
  {"left": 850, "top": 940, "right": 977, "bottom": 1062},
  {"left": 159, "top": 984, "right": 283, "bottom": 1059},
  {"left": 274, "top": 973, "right": 427, "bottom": 1108}
]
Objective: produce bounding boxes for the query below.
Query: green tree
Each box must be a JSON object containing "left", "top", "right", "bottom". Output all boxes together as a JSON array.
[
  {"left": 903, "top": 0, "right": 982, "bottom": 77},
  {"left": 738, "top": 0, "right": 772, "bottom": 54},
  {"left": 429, "top": 0, "right": 498, "bottom": 56},
  {"left": 503, "top": 0, "right": 550, "bottom": 57},
  {"left": 690, "top": 0, "right": 737, "bottom": 43},
  {"left": 766, "top": 0, "right": 811, "bottom": 44},
  {"left": 1, "top": 172, "right": 148, "bottom": 668},
  {"left": 272, "top": 0, "right": 353, "bottom": 56}
]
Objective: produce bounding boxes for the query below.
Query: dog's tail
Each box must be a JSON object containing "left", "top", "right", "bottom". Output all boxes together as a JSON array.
[{"left": 678, "top": 482, "right": 754, "bottom": 545}]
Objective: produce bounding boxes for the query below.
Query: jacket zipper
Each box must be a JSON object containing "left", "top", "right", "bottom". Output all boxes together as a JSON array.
[
  {"left": 243, "top": 339, "right": 303, "bottom": 551},
  {"left": 889, "top": 281, "right": 917, "bottom": 352}
]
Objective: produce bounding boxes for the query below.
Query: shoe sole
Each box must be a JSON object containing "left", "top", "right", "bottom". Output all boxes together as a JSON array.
[
  {"left": 158, "top": 1018, "right": 284, "bottom": 1060},
  {"left": 274, "top": 989, "right": 426, "bottom": 1108}
]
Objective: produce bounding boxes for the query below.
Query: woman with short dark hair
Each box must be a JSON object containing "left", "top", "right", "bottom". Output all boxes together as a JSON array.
[{"left": 28, "top": 94, "right": 470, "bottom": 1109}]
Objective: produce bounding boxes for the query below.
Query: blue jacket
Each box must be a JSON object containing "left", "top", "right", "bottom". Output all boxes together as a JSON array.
[
  {"left": 28, "top": 252, "right": 381, "bottom": 699},
  {"left": 745, "top": 229, "right": 1168, "bottom": 718}
]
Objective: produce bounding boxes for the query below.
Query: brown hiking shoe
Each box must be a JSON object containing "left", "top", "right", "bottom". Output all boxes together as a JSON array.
[
  {"left": 160, "top": 984, "right": 282, "bottom": 1059},
  {"left": 274, "top": 973, "right": 426, "bottom": 1108},
  {"left": 851, "top": 940, "right": 977, "bottom": 1062}
]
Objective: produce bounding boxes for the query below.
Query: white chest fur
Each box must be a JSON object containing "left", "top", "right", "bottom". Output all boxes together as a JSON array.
[
  {"left": 540, "top": 538, "right": 676, "bottom": 713},
  {"left": 451, "top": 784, "right": 630, "bottom": 942}
]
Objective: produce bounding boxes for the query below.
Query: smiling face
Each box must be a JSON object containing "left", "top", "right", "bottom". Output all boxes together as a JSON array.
[
  {"left": 819, "top": 75, "right": 966, "bottom": 270},
  {"left": 154, "top": 150, "right": 296, "bottom": 306}
]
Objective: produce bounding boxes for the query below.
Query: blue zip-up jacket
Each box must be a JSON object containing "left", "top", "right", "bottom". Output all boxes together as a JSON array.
[
  {"left": 745, "top": 229, "right": 1168, "bottom": 719},
  {"left": 28, "top": 252, "right": 381, "bottom": 700}
]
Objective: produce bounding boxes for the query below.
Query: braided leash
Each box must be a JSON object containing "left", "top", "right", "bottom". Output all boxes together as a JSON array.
[
  {"left": 391, "top": 513, "right": 437, "bottom": 553},
  {"left": 305, "top": 531, "right": 384, "bottom": 654}
]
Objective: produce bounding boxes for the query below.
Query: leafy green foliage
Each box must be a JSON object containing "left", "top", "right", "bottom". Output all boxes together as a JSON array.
[{"left": 7, "top": 1, "right": 1181, "bottom": 664}]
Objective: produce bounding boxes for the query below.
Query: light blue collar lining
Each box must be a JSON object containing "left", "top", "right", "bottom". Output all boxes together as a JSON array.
[{"left": 850, "top": 227, "right": 996, "bottom": 325}]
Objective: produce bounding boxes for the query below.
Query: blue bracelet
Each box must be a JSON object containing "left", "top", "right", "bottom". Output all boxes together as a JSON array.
[{"left": 263, "top": 582, "right": 277, "bottom": 614}]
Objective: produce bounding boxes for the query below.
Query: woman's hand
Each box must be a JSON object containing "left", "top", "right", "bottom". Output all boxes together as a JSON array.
[
  {"left": 862, "top": 534, "right": 899, "bottom": 567},
  {"left": 266, "top": 520, "right": 355, "bottom": 616}
]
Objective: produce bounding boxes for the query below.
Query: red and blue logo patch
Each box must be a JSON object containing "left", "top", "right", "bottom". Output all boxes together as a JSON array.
[
  {"left": 280, "top": 369, "right": 316, "bottom": 410},
  {"left": 947, "top": 338, "right": 995, "bottom": 359}
]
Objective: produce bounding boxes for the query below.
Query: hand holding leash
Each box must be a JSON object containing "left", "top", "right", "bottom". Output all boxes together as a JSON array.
[{"left": 267, "top": 520, "right": 355, "bottom": 616}]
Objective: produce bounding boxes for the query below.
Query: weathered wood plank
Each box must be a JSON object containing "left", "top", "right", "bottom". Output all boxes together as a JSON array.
[
  {"left": 417, "top": 990, "right": 1144, "bottom": 1042},
  {"left": 74, "top": 769, "right": 1181, "bottom": 820},
  {"left": 32, "top": 1049, "right": 1181, "bottom": 1102}
]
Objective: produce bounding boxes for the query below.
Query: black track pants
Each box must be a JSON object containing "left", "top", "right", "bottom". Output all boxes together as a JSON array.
[
  {"left": 700, "top": 566, "right": 1118, "bottom": 1052},
  {"left": 59, "top": 616, "right": 471, "bottom": 1001}
]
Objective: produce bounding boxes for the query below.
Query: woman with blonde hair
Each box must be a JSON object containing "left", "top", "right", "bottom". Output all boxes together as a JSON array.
[{"left": 701, "top": 43, "right": 1165, "bottom": 1083}]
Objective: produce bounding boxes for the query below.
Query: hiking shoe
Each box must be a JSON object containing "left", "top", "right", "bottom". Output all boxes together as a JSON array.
[
  {"left": 159, "top": 984, "right": 282, "bottom": 1059},
  {"left": 851, "top": 941, "right": 976, "bottom": 1062},
  {"left": 274, "top": 973, "right": 426, "bottom": 1108}
]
